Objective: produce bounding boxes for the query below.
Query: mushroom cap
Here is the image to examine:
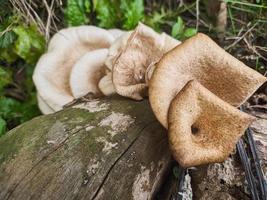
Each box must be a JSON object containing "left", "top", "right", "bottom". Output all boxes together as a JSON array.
[
  {"left": 105, "top": 31, "right": 133, "bottom": 71},
  {"left": 33, "top": 26, "right": 115, "bottom": 111},
  {"left": 37, "top": 93, "right": 55, "bottom": 114},
  {"left": 33, "top": 51, "right": 75, "bottom": 111},
  {"left": 48, "top": 26, "right": 114, "bottom": 52},
  {"left": 149, "top": 33, "right": 267, "bottom": 128},
  {"left": 110, "top": 23, "right": 180, "bottom": 100},
  {"left": 108, "top": 29, "right": 126, "bottom": 39},
  {"left": 70, "top": 49, "right": 108, "bottom": 98},
  {"left": 98, "top": 73, "right": 116, "bottom": 96},
  {"left": 168, "top": 80, "right": 254, "bottom": 167}
]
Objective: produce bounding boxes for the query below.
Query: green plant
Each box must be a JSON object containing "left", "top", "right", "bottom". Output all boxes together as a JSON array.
[
  {"left": 65, "top": 0, "right": 91, "bottom": 26},
  {"left": 93, "top": 0, "right": 144, "bottom": 29},
  {"left": 120, "top": 0, "right": 144, "bottom": 30},
  {"left": 171, "top": 16, "right": 197, "bottom": 40},
  {"left": 0, "top": 13, "right": 45, "bottom": 135}
]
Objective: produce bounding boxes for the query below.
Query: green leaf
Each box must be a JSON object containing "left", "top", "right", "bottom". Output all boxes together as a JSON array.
[
  {"left": 0, "top": 30, "right": 16, "bottom": 49},
  {"left": 65, "top": 0, "right": 91, "bottom": 26},
  {"left": 19, "top": 93, "right": 41, "bottom": 123},
  {"left": 0, "top": 95, "right": 41, "bottom": 129},
  {"left": 0, "top": 67, "right": 12, "bottom": 91},
  {"left": 171, "top": 17, "right": 184, "bottom": 39},
  {"left": 0, "top": 97, "right": 21, "bottom": 120},
  {"left": 144, "top": 8, "right": 167, "bottom": 32},
  {"left": 0, "top": 117, "right": 7, "bottom": 136},
  {"left": 183, "top": 28, "right": 197, "bottom": 38},
  {"left": 0, "top": 47, "right": 18, "bottom": 63},
  {"left": 120, "top": 0, "right": 144, "bottom": 30},
  {"left": 13, "top": 25, "right": 45, "bottom": 64},
  {"left": 94, "top": 0, "right": 119, "bottom": 28}
]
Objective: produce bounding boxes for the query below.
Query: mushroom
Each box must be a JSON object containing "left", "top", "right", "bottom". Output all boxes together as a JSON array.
[
  {"left": 105, "top": 31, "right": 133, "bottom": 71},
  {"left": 98, "top": 73, "right": 116, "bottom": 96},
  {"left": 108, "top": 23, "right": 181, "bottom": 100},
  {"left": 168, "top": 80, "right": 254, "bottom": 167},
  {"left": 37, "top": 94, "right": 55, "bottom": 114},
  {"left": 33, "top": 26, "right": 116, "bottom": 112},
  {"left": 149, "top": 33, "right": 267, "bottom": 128},
  {"left": 69, "top": 49, "right": 108, "bottom": 98},
  {"left": 108, "top": 29, "right": 126, "bottom": 39},
  {"left": 147, "top": 33, "right": 266, "bottom": 167}
]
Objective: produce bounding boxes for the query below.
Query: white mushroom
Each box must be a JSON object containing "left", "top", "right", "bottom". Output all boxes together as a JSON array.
[
  {"left": 37, "top": 94, "right": 55, "bottom": 114},
  {"left": 70, "top": 49, "right": 108, "bottom": 98},
  {"left": 108, "top": 29, "right": 126, "bottom": 39},
  {"left": 33, "top": 26, "right": 115, "bottom": 112}
]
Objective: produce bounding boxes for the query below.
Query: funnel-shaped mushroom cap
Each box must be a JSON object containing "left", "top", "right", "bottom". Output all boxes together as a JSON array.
[
  {"left": 149, "top": 33, "right": 267, "bottom": 128},
  {"left": 168, "top": 80, "right": 254, "bottom": 167},
  {"left": 111, "top": 23, "right": 181, "bottom": 100},
  {"left": 33, "top": 26, "right": 115, "bottom": 111},
  {"left": 70, "top": 49, "right": 108, "bottom": 98},
  {"left": 37, "top": 94, "right": 55, "bottom": 114}
]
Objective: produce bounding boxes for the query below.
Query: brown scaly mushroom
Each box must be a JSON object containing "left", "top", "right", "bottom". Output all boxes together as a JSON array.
[
  {"left": 109, "top": 22, "right": 181, "bottom": 100},
  {"left": 148, "top": 33, "right": 266, "bottom": 167},
  {"left": 168, "top": 80, "right": 254, "bottom": 167},
  {"left": 33, "top": 26, "right": 115, "bottom": 112},
  {"left": 149, "top": 33, "right": 267, "bottom": 128}
]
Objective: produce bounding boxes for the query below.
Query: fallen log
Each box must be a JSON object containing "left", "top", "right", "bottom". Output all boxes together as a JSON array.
[
  {"left": 0, "top": 97, "right": 173, "bottom": 200},
  {"left": 0, "top": 96, "right": 266, "bottom": 200}
]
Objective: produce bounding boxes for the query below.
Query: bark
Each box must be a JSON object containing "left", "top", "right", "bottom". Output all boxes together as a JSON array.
[
  {"left": 0, "top": 96, "right": 266, "bottom": 200},
  {"left": 190, "top": 106, "right": 267, "bottom": 200},
  {"left": 0, "top": 97, "right": 172, "bottom": 200}
]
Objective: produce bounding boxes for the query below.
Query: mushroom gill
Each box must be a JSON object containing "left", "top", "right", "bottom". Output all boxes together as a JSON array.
[{"left": 110, "top": 22, "right": 181, "bottom": 100}]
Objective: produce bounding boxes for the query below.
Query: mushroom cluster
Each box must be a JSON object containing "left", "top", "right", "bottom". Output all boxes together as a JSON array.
[
  {"left": 33, "top": 26, "right": 125, "bottom": 114},
  {"left": 34, "top": 23, "right": 266, "bottom": 167}
]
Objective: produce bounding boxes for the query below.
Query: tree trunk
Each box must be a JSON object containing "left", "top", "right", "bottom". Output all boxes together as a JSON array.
[
  {"left": 0, "top": 97, "right": 173, "bottom": 200},
  {"left": 0, "top": 96, "right": 266, "bottom": 200}
]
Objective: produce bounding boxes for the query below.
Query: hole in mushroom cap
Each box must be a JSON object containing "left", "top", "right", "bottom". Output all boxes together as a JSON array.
[{"left": 191, "top": 125, "right": 199, "bottom": 135}]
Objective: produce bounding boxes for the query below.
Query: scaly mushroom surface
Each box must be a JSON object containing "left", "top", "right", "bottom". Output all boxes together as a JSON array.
[
  {"left": 168, "top": 80, "right": 254, "bottom": 167},
  {"left": 148, "top": 33, "right": 266, "bottom": 167},
  {"left": 149, "top": 33, "right": 267, "bottom": 128}
]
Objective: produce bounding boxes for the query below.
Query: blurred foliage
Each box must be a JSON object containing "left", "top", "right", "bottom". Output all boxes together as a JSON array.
[
  {"left": 92, "top": 0, "right": 144, "bottom": 30},
  {"left": 0, "top": 4, "right": 45, "bottom": 136},
  {"left": 171, "top": 16, "right": 197, "bottom": 39},
  {"left": 65, "top": 0, "right": 91, "bottom": 26},
  {"left": 0, "top": 0, "right": 266, "bottom": 136}
]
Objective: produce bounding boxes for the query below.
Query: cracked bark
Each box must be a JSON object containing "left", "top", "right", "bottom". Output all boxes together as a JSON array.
[
  {"left": 1, "top": 96, "right": 266, "bottom": 200},
  {"left": 0, "top": 97, "right": 173, "bottom": 200}
]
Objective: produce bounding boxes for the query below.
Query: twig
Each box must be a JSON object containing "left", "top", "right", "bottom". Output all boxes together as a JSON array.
[
  {"left": 196, "top": 0, "right": 199, "bottom": 31},
  {"left": 225, "top": 22, "right": 258, "bottom": 50}
]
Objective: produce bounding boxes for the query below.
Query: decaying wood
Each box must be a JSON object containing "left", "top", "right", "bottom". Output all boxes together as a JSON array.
[
  {"left": 190, "top": 104, "right": 267, "bottom": 200},
  {"left": 0, "top": 96, "right": 266, "bottom": 200},
  {"left": 0, "top": 97, "right": 172, "bottom": 200}
]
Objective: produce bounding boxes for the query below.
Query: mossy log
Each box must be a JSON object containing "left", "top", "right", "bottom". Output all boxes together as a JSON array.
[
  {"left": 0, "top": 97, "right": 174, "bottom": 200},
  {"left": 1, "top": 96, "right": 266, "bottom": 200}
]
